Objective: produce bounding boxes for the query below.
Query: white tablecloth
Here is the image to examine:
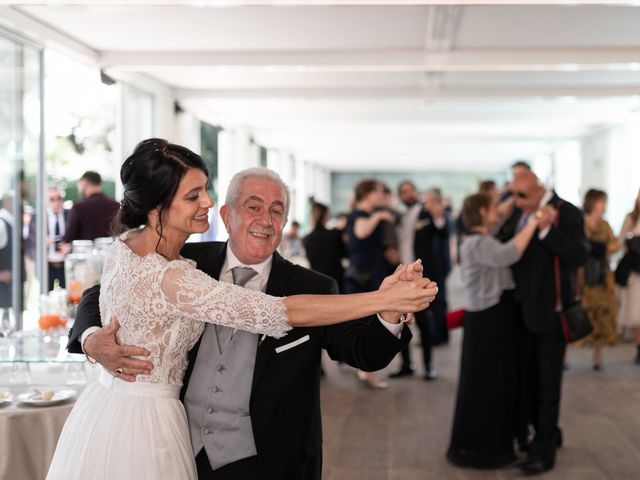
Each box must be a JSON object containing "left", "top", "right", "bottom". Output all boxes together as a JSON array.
[{"left": 0, "top": 364, "right": 98, "bottom": 480}]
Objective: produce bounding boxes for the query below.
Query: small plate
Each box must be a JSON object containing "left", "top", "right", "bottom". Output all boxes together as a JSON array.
[
  {"left": 17, "top": 389, "right": 76, "bottom": 406},
  {"left": 0, "top": 393, "right": 12, "bottom": 406}
]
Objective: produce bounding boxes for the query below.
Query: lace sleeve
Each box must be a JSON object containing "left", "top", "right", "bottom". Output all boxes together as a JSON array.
[{"left": 160, "top": 260, "right": 291, "bottom": 338}]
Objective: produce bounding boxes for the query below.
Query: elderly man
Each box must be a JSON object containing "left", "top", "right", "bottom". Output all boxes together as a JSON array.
[
  {"left": 46, "top": 185, "right": 67, "bottom": 290},
  {"left": 68, "top": 167, "right": 417, "bottom": 480},
  {"left": 390, "top": 180, "right": 439, "bottom": 380},
  {"left": 499, "top": 170, "right": 587, "bottom": 475}
]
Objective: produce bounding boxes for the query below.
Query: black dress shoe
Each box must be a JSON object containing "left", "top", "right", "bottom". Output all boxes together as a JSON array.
[
  {"left": 517, "top": 441, "right": 530, "bottom": 453},
  {"left": 423, "top": 367, "right": 438, "bottom": 381},
  {"left": 389, "top": 367, "right": 414, "bottom": 378},
  {"left": 517, "top": 457, "right": 553, "bottom": 475}
]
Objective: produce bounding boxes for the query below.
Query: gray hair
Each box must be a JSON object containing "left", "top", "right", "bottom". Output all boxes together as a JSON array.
[
  {"left": 426, "top": 187, "right": 443, "bottom": 202},
  {"left": 225, "top": 167, "right": 291, "bottom": 217}
]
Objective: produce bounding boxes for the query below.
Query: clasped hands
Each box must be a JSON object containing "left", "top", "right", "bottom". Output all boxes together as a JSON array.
[
  {"left": 378, "top": 259, "right": 438, "bottom": 325},
  {"left": 530, "top": 205, "right": 558, "bottom": 230}
]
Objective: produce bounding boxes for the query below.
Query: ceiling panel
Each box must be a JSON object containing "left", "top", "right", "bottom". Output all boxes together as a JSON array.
[
  {"left": 21, "top": 5, "right": 428, "bottom": 51},
  {"left": 456, "top": 6, "right": 640, "bottom": 49}
]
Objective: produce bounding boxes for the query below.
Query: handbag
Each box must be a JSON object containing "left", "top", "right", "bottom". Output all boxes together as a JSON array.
[
  {"left": 446, "top": 309, "right": 465, "bottom": 329},
  {"left": 553, "top": 204, "right": 593, "bottom": 342},
  {"left": 615, "top": 253, "right": 632, "bottom": 286}
]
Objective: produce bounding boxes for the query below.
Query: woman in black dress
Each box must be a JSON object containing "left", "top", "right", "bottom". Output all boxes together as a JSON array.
[
  {"left": 303, "top": 201, "right": 347, "bottom": 291},
  {"left": 447, "top": 193, "right": 540, "bottom": 468},
  {"left": 344, "top": 179, "right": 396, "bottom": 388}
]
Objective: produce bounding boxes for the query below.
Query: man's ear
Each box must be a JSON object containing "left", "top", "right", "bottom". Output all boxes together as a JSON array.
[{"left": 219, "top": 204, "right": 231, "bottom": 232}]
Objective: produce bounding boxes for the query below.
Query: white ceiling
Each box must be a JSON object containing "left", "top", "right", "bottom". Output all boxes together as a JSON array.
[{"left": 4, "top": 2, "right": 640, "bottom": 172}]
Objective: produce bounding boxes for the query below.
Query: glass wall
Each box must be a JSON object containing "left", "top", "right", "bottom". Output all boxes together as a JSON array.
[{"left": 0, "top": 30, "right": 44, "bottom": 331}]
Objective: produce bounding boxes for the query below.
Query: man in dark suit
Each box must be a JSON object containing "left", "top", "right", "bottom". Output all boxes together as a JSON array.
[
  {"left": 46, "top": 184, "right": 68, "bottom": 290},
  {"left": 417, "top": 188, "right": 451, "bottom": 347},
  {"left": 63, "top": 171, "right": 119, "bottom": 243},
  {"left": 499, "top": 170, "right": 587, "bottom": 475},
  {"left": 390, "top": 181, "right": 442, "bottom": 380},
  {"left": 68, "top": 168, "right": 415, "bottom": 480}
]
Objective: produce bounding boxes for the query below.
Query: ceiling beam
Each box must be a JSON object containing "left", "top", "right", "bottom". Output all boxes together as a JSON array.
[
  {"left": 101, "top": 48, "right": 640, "bottom": 73},
  {"left": 8, "top": 0, "right": 640, "bottom": 6},
  {"left": 174, "top": 86, "right": 640, "bottom": 99}
]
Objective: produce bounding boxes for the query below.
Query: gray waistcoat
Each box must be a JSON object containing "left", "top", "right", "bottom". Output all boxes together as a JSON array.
[{"left": 184, "top": 324, "right": 258, "bottom": 470}]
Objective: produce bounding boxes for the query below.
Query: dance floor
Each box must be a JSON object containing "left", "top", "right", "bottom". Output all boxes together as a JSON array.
[{"left": 320, "top": 275, "right": 640, "bottom": 479}]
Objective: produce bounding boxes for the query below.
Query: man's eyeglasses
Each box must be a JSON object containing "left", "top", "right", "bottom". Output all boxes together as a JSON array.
[
  {"left": 513, "top": 192, "right": 528, "bottom": 199},
  {"left": 49, "top": 196, "right": 62, "bottom": 201}
]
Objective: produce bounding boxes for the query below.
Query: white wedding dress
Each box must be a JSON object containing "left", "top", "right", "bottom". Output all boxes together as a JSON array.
[{"left": 47, "top": 233, "right": 290, "bottom": 480}]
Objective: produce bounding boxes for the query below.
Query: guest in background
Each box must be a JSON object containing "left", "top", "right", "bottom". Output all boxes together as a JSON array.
[
  {"left": 390, "top": 180, "right": 437, "bottom": 380},
  {"left": 63, "top": 171, "right": 119, "bottom": 243},
  {"left": 0, "top": 193, "right": 13, "bottom": 327},
  {"left": 448, "top": 192, "right": 541, "bottom": 468},
  {"left": 499, "top": 170, "right": 587, "bottom": 475},
  {"left": 618, "top": 188, "right": 640, "bottom": 364},
  {"left": 303, "top": 201, "right": 346, "bottom": 291},
  {"left": 22, "top": 205, "right": 37, "bottom": 300},
  {"left": 378, "top": 185, "right": 400, "bottom": 275},
  {"left": 47, "top": 184, "right": 68, "bottom": 290},
  {"left": 280, "top": 220, "right": 304, "bottom": 259},
  {"left": 579, "top": 189, "right": 619, "bottom": 370},
  {"left": 419, "top": 187, "right": 451, "bottom": 346},
  {"left": 345, "top": 179, "right": 396, "bottom": 389}
]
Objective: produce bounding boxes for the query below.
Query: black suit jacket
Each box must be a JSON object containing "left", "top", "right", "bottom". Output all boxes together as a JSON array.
[
  {"left": 498, "top": 192, "right": 588, "bottom": 334},
  {"left": 413, "top": 209, "right": 451, "bottom": 282},
  {"left": 68, "top": 241, "right": 410, "bottom": 480}
]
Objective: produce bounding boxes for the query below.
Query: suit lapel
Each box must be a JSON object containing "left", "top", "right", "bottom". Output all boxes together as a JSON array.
[
  {"left": 251, "top": 251, "right": 295, "bottom": 391},
  {"left": 182, "top": 243, "right": 228, "bottom": 393}
]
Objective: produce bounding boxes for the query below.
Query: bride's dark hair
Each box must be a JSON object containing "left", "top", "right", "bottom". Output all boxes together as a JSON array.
[{"left": 112, "top": 138, "right": 209, "bottom": 247}]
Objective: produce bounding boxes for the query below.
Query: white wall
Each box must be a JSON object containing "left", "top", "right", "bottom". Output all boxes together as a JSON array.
[
  {"left": 580, "top": 118, "right": 640, "bottom": 233},
  {"left": 553, "top": 141, "right": 582, "bottom": 206}
]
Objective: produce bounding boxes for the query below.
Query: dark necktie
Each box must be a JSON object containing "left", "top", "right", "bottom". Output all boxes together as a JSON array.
[{"left": 54, "top": 215, "right": 60, "bottom": 238}]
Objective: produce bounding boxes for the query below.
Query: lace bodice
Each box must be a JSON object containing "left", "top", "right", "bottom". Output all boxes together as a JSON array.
[{"left": 99, "top": 234, "right": 290, "bottom": 385}]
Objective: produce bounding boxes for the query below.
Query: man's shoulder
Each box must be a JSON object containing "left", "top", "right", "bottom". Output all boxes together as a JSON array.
[
  {"left": 554, "top": 195, "right": 582, "bottom": 220},
  {"left": 181, "top": 241, "right": 225, "bottom": 258},
  {"left": 280, "top": 258, "right": 337, "bottom": 294}
]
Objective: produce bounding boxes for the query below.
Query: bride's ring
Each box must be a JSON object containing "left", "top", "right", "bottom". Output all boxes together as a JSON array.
[{"left": 115, "top": 367, "right": 124, "bottom": 376}]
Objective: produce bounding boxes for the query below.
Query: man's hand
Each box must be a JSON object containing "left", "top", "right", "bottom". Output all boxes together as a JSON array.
[
  {"left": 0, "top": 270, "right": 11, "bottom": 284},
  {"left": 84, "top": 317, "right": 153, "bottom": 382},
  {"left": 378, "top": 260, "right": 437, "bottom": 324},
  {"left": 536, "top": 205, "right": 558, "bottom": 230}
]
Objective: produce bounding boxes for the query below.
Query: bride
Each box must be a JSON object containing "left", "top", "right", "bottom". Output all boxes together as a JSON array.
[{"left": 46, "top": 139, "right": 437, "bottom": 480}]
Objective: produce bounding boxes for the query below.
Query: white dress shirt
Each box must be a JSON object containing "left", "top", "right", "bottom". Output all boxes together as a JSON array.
[
  {"left": 537, "top": 189, "right": 555, "bottom": 240},
  {"left": 48, "top": 209, "right": 66, "bottom": 261},
  {"left": 398, "top": 203, "right": 421, "bottom": 264}
]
